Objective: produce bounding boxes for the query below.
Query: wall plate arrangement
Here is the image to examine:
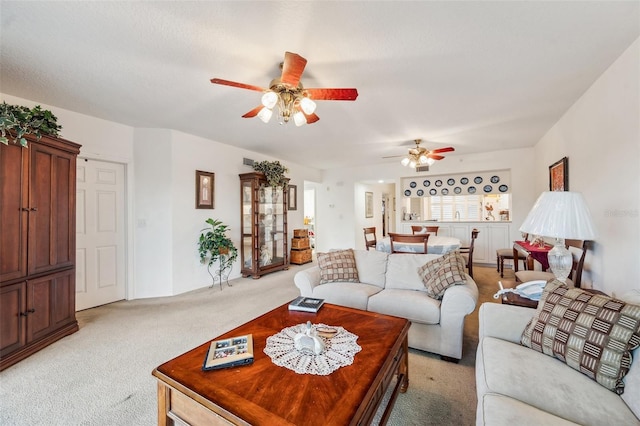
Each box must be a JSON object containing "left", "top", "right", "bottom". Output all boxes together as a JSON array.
[{"left": 401, "top": 170, "right": 510, "bottom": 197}]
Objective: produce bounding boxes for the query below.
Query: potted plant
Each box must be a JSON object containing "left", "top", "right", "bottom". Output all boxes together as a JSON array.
[
  {"left": 252, "top": 160, "right": 289, "bottom": 188},
  {"left": 0, "top": 102, "right": 62, "bottom": 147},
  {"left": 198, "top": 218, "right": 238, "bottom": 288}
]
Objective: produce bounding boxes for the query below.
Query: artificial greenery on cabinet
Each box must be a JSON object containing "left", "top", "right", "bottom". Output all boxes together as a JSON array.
[
  {"left": 0, "top": 102, "right": 62, "bottom": 147},
  {"left": 252, "top": 160, "right": 289, "bottom": 188}
]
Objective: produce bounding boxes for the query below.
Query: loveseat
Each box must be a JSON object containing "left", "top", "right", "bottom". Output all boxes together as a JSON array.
[
  {"left": 294, "top": 249, "right": 479, "bottom": 360},
  {"left": 476, "top": 288, "right": 640, "bottom": 425}
]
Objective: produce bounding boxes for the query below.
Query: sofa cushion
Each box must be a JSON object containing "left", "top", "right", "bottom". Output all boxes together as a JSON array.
[
  {"left": 521, "top": 281, "right": 640, "bottom": 394},
  {"left": 309, "top": 282, "right": 382, "bottom": 311},
  {"left": 385, "top": 253, "right": 441, "bottom": 291},
  {"left": 353, "top": 249, "right": 388, "bottom": 288},
  {"left": 477, "top": 336, "right": 639, "bottom": 426},
  {"left": 317, "top": 249, "right": 359, "bottom": 284},
  {"left": 367, "top": 289, "right": 441, "bottom": 325},
  {"left": 620, "top": 290, "right": 640, "bottom": 419},
  {"left": 478, "top": 393, "right": 580, "bottom": 426},
  {"left": 418, "top": 251, "right": 467, "bottom": 300}
]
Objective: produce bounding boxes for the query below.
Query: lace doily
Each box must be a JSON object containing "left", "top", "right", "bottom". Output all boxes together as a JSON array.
[{"left": 263, "top": 323, "right": 362, "bottom": 375}]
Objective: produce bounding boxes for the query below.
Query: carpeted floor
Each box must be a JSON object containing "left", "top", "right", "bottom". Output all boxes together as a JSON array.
[{"left": 0, "top": 261, "right": 508, "bottom": 425}]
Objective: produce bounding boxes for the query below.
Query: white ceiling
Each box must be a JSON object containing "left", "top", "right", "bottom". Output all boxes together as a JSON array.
[{"left": 1, "top": 1, "right": 638, "bottom": 170}]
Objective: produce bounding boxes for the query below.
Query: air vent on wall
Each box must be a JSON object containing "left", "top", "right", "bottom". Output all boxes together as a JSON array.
[
  {"left": 416, "top": 166, "right": 429, "bottom": 172},
  {"left": 243, "top": 158, "right": 255, "bottom": 166}
]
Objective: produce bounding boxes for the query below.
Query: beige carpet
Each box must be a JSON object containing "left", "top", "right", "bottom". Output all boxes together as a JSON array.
[{"left": 0, "top": 261, "right": 505, "bottom": 425}]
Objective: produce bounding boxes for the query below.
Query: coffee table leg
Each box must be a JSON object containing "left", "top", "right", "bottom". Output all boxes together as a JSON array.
[{"left": 400, "top": 337, "right": 409, "bottom": 393}]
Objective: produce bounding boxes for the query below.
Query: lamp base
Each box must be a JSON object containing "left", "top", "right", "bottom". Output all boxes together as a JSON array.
[{"left": 548, "top": 238, "right": 572, "bottom": 283}]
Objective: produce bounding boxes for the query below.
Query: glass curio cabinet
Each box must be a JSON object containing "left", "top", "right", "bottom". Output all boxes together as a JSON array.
[{"left": 239, "top": 172, "right": 289, "bottom": 278}]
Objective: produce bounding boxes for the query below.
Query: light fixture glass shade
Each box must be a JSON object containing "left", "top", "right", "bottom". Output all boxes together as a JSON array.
[
  {"left": 419, "top": 155, "right": 428, "bottom": 164},
  {"left": 299, "top": 97, "right": 316, "bottom": 115},
  {"left": 426, "top": 158, "right": 436, "bottom": 166},
  {"left": 519, "top": 191, "right": 597, "bottom": 283},
  {"left": 409, "top": 159, "right": 417, "bottom": 168},
  {"left": 401, "top": 157, "right": 410, "bottom": 166},
  {"left": 293, "top": 110, "right": 306, "bottom": 127},
  {"left": 257, "top": 107, "right": 273, "bottom": 123},
  {"left": 261, "top": 91, "right": 278, "bottom": 109}
]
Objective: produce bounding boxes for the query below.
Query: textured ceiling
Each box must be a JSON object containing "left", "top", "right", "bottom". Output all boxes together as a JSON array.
[{"left": 1, "top": 1, "right": 638, "bottom": 170}]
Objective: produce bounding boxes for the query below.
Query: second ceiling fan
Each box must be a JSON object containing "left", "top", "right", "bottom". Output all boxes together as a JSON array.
[
  {"left": 211, "top": 52, "right": 358, "bottom": 126},
  {"left": 385, "top": 139, "right": 455, "bottom": 168}
]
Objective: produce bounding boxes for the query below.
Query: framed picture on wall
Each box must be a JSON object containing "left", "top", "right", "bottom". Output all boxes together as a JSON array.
[
  {"left": 288, "top": 185, "right": 297, "bottom": 211},
  {"left": 196, "top": 170, "right": 215, "bottom": 209},
  {"left": 549, "top": 157, "right": 568, "bottom": 191},
  {"left": 365, "top": 191, "right": 373, "bottom": 218}
]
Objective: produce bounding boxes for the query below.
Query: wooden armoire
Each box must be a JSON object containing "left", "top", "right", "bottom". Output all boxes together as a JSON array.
[{"left": 0, "top": 133, "right": 81, "bottom": 371}]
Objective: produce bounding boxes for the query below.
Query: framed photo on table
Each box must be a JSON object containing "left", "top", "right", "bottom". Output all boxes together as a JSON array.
[
  {"left": 365, "top": 191, "right": 373, "bottom": 218},
  {"left": 288, "top": 185, "right": 297, "bottom": 211},
  {"left": 196, "top": 170, "right": 215, "bottom": 209},
  {"left": 549, "top": 157, "right": 568, "bottom": 191}
]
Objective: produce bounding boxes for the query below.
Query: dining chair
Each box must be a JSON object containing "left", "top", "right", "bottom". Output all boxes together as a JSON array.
[
  {"left": 411, "top": 225, "right": 439, "bottom": 236},
  {"left": 363, "top": 227, "right": 377, "bottom": 251},
  {"left": 496, "top": 233, "right": 529, "bottom": 278},
  {"left": 515, "top": 240, "right": 591, "bottom": 288},
  {"left": 459, "top": 229, "right": 479, "bottom": 278},
  {"left": 388, "top": 232, "right": 430, "bottom": 254}
]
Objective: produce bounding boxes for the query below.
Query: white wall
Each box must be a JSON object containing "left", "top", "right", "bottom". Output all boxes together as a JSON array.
[{"left": 532, "top": 38, "right": 640, "bottom": 295}]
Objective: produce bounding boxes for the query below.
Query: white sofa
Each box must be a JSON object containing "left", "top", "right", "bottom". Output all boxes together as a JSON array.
[
  {"left": 293, "top": 249, "right": 479, "bottom": 360},
  {"left": 476, "top": 302, "right": 640, "bottom": 425}
]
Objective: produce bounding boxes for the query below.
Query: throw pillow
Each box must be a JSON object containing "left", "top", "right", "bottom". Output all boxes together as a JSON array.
[
  {"left": 521, "top": 280, "right": 640, "bottom": 394},
  {"left": 317, "top": 249, "right": 360, "bottom": 284},
  {"left": 418, "top": 251, "right": 467, "bottom": 300}
]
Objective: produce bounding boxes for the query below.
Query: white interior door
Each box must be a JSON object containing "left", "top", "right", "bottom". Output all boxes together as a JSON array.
[{"left": 76, "top": 159, "right": 126, "bottom": 310}]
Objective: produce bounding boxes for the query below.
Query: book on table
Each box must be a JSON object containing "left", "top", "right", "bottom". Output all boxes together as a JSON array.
[
  {"left": 288, "top": 297, "right": 325, "bottom": 313},
  {"left": 202, "top": 334, "right": 254, "bottom": 371}
]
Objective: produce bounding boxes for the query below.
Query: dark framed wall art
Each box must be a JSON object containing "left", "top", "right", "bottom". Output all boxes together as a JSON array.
[
  {"left": 365, "top": 191, "right": 373, "bottom": 218},
  {"left": 196, "top": 170, "right": 215, "bottom": 209},
  {"left": 549, "top": 157, "right": 568, "bottom": 191},
  {"left": 288, "top": 185, "right": 297, "bottom": 211}
]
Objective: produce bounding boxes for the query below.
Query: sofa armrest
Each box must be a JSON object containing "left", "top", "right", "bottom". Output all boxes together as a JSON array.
[
  {"left": 478, "top": 302, "right": 536, "bottom": 344},
  {"left": 440, "top": 277, "right": 479, "bottom": 321},
  {"left": 294, "top": 266, "right": 321, "bottom": 296}
]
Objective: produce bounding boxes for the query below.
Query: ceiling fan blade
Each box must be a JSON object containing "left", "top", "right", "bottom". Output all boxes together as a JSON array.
[
  {"left": 211, "top": 78, "right": 265, "bottom": 92},
  {"left": 242, "top": 105, "right": 264, "bottom": 118},
  {"left": 427, "top": 154, "right": 445, "bottom": 160},
  {"left": 382, "top": 155, "right": 404, "bottom": 159},
  {"left": 302, "top": 111, "right": 320, "bottom": 124},
  {"left": 430, "top": 147, "right": 455, "bottom": 154},
  {"left": 281, "top": 52, "right": 307, "bottom": 87},
  {"left": 305, "top": 88, "right": 359, "bottom": 101}
]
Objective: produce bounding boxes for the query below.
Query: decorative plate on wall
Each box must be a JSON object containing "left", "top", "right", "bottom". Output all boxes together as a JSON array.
[
  {"left": 474, "top": 176, "right": 483, "bottom": 184},
  {"left": 454, "top": 187, "right": 462, "bottom": 194},
  {"left": 447, "top": 178, "right": 455, "bottom": 185},
  {"left": 483, "top": 185, "right": 493, "bottom": 193},
  {"left": 468, "top": 186, "right": 476, "bottom": 194},
  {"left": 499, "top": 184, "right": 508, "bottom": 192},
  {"left": 490, "top": 176, "right": 500, "bottom": 183},
  {"left": 429, "top": 189, "right": 437, "bottom": 195},
  {"left": 435, "top": 180, "right": 443, "bottom": 187},
  {"left": 441, "top": 188, "right": 449, "bottom": 195},
  {"left": 404, "top": 190, "right": 411, "bottom": 196},
  {"left": 423, "top": 179, "right": 431, "bottom": 187},
  {"left": 460, "top": 177, "right": 469, "bottom": 185},
  {"left": 417, "top": 189, "right": 424, "bottom": 196}
]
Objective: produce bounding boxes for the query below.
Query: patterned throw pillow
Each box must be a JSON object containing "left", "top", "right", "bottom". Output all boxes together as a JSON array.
[
  {"left": 418, "top": 251, "right": 467, "bottom": 300},
  {"left": 521, "top": 280, "right": 640, "bottom": 394},
  {"left": 317, "top": 249, "right": 360, "bottom": 284}
]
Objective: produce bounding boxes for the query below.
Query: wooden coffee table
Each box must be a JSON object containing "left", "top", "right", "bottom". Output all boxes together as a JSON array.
[{"left": 152, "top": 303, "right": 410, "bottom": 425}]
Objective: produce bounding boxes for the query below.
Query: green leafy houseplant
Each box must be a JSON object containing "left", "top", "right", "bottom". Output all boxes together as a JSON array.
[
  {"left": 198, "top": 218, "right": 238, "bottom": 287},
  {"left": 252, "top": 160, "right": 289, "bottom": 188},
  {"left": 0, "top": 102, "right": 62, "bottom": 147}
]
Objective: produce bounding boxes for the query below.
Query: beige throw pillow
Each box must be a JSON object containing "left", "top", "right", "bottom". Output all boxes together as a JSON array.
[
  {"left": 521, "top": 280, "right": 640, "bottom": 394},
  {"left": 418, "top": 251, "right": 467, "bottom": 300},
  {"left": 317, "top": 249, "right": 360, "bottom": 284}
]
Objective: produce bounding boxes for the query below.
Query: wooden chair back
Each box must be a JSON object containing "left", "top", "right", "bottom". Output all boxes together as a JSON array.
[
  {"left": 565, "top": 239, "right": 591, "bottom": 288},
  {"left": 411, "top": 225, "right": 439, "bottom": 236},
  {"left": 388, "top": 232, "right": 430, "bottom": 254},
  {"left": 459, "top": 229, "right": 480, "bottom": 278},
  {"left": 363, "top": 227, "right": 377, "bottom": 251}
]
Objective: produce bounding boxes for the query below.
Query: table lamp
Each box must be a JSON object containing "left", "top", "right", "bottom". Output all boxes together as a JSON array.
[{"left": 519, "top": 191, "right": 597, "bottom": 283}]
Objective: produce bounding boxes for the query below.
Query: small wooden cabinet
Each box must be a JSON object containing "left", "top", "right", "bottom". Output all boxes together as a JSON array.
[
  {"left": 0, "top": 134, "right": 80, "bottom": 371},
  {"left": 290, "top": 229, "right": 312, "bottom": 265},
  {"left": 239, "top": 172, "right": 289, "bottom": 279}
]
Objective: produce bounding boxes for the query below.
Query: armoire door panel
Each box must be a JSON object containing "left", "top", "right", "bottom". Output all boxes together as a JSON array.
[{"left": 0, "top": 282, "right": 26, "bottom": 357}]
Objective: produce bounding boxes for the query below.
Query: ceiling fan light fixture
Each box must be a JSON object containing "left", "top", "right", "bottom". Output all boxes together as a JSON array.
[
  {"left": 409, "top": 159, "right": 417, "bottom": 168},
  {"left": 426, "top": 157, "right": 436, "bottom": 166},
  {"left": 257, "top": 107, "right": 273, "bottom": 123},
  {"left": 293, "top": 110, "right": 306, "bottom": 126},
  {"left": 300, "top": 97, "right": 316, "bottom": 115},
  {"left": 419, "top": 154, "right": 429, "bottom": 164},
  {"left": 401, "top": 157, "right": 410, "bottom": 167},
  {"left": 261, "top": 91, "right": 278, "bottom": 109}
]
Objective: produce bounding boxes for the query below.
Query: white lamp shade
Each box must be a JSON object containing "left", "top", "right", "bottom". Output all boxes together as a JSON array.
[
  {"left": 519, "top": 191, "right": 597, "bottom": 240},
  {"left": 257, "top": 107, "right": 273, "bottom": 123},
  {"left": 300, "top": 97, "right": 316, "bottom": 115},
  {"left": 293, "top": 110, "right": 306, "bottom": 126},
  {"left": 261, "top": 91, "right": 278, "bottom": 109}
]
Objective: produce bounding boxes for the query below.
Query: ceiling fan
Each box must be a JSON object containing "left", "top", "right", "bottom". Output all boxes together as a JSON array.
[
  {"left": 210, "top": 52, "right": 358, "bottom": 126},
  {"left": 384, "top": 139, "right": 455, "bottom": 168}
]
